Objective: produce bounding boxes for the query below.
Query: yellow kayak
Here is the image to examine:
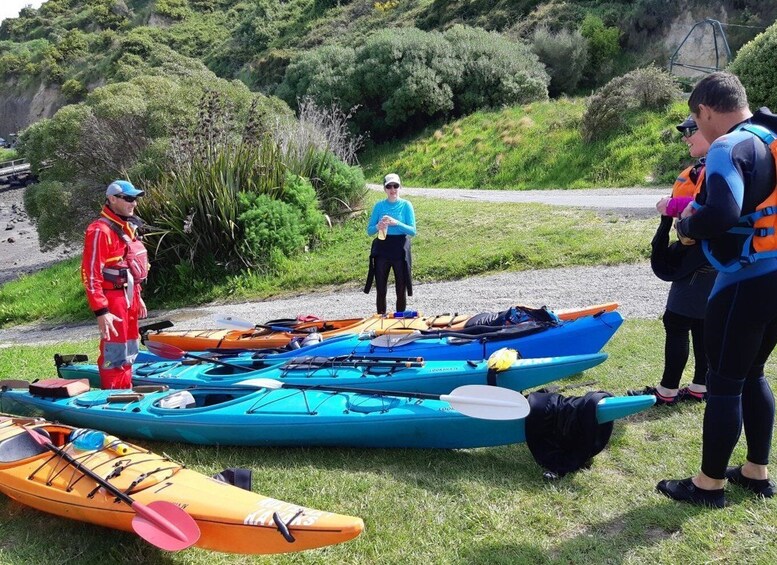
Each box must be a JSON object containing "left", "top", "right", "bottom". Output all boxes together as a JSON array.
[{"left": 0, "top": 415, "right": 364, "bottom": 554}]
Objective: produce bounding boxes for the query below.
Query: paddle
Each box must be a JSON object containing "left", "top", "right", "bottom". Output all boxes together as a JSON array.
[
  {"left": 237, "top": 379, "right": 530, "bottom": 421},
  {"left": 25, "top": 427, "right": 200, "bottom": 551},
  {"left": 145, "top": 341, "right": 255, "bottom": 373},
  {"left": 282, "top": 355, "right": 425, "bottom": 370},
  {"left": 213, "top": 315, "right": 312, "bottom": 333},
  {"left": 146, "top": 342, "right": 424, "bottom": 373}
]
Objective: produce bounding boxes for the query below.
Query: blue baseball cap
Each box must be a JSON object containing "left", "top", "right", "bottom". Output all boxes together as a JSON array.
[{"left": 106, "top": 180, "right": 144, "bottom": 198}]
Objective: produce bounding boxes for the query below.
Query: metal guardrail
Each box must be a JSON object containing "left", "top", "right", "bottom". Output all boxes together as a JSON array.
[
  {"left": 0, "top": 159, "right": 33, "bottom": 186},
  {"left": 0, "top": 159, "right": 30, "bottom": 171}
]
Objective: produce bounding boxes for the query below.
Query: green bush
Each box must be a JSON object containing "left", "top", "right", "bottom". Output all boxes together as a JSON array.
[
  {"left": 278, "top": 26, "right": 549, "bottom": 140},
  {"left": 237, "top": 192, "right": 308, "bottom": 269},
  {"left": 581, "top": 66, "right": 680, "bottom": 142},
  {"left": 444, "top": 25, "right": 548, "bottom": 113},
  {"left": 531, "top": 25, "right": 588, "bottom": 96},
  {"left": 729, "top": 22, "right": 777, "bottom": 111},
  {"left": 275, "top": 45, "right": 357, "bottom": 109},
  {"left": 311, "top": 151, "right": 366, "bottom": 217},
  {"left": 61, "top": 78, "right": 87, "bottom": 101},
  {"left": 135, "top": 90, "right": 336, "bottom": 275},
  {"left": 281, "top": 171, "right": 327, "bottom": 240},
  {"left": 57, "top": 29, "right": 88, "bottom": 60},
  {"left": 23, "top": 180, "right": 84, "bottom": 250},
  {"left": 155, "top": 0, "right": 192, "bottom": 20},
  {"left": 579, "top": 14, "right": 620, "bottom": 88},
  {"left": 353, "top": 27, "right": 463, "bottom": 137}
]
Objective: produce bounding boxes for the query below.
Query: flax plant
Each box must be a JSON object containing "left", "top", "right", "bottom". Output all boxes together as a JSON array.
[{"left": 136, "top": 91, "right": 357, "bottom": 276}]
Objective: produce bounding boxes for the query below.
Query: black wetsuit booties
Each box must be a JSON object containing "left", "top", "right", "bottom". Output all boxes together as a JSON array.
[{"left": 676, "top": 108, "right": 777, "bottom": 481}]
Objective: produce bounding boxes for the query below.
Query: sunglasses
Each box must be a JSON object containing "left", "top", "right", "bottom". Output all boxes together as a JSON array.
[
  {"left": 115, "top": 194, "right": 138, "bottom": 203},
  {"left": 385, "top": 184, "right": 400, "bottom": 189},
  {"left": 682, "top": 127, "right": 698, "bottom": 138}
]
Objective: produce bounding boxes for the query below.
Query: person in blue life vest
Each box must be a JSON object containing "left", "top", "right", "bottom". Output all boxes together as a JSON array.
[
  {"left": 628, "top": 116, "right": 716, "bottom": 406},
  {"left": 364, "top": 173, "right": 416, "bottom": 314},
  {"left": 656, "top": 72, "right": 777, "bottom": 507}
]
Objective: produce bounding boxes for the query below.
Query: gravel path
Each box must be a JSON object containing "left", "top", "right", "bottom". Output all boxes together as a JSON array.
[
  {"left": 0, "top": 263, "right": 668, "bottom": 346},
  {"left": 367, "top": 184, "right": 668, "bottom": 216},
  {"left": 0, "top": 183, "right": 672, "bottom": 346}
]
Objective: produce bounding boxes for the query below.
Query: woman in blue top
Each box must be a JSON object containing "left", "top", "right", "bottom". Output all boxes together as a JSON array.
[{"left": 364, "top": 173, "right": 417, "bottom": 314}]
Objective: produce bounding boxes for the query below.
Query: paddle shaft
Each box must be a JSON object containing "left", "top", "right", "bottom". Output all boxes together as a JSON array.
[
  {"left": 284, "top": 359, "right": 424, "bottom": 370},
  {"left": 440, "top": 393, "right": 521, "bottom": 408},
  {"left": 182, "top": 352, "right": 254, "bottom": 373},
  {"left": 275, "top": 382, "right": 452, "bottom": 401},
  {"left": 26, "top": 428, "right": 193, "bottom": 544},
  {"left": 328, "top": 354, "right": 424, "bottom": 363}
]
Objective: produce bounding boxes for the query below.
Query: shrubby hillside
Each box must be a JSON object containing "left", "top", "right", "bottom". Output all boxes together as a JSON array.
[{"left": 1, "top": 0, "right": 774, "bottom": 140}]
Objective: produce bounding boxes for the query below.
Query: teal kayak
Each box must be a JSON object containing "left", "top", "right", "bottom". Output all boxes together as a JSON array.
[
  {"left": 55, "top": 352, "right": 608, "bottom": 394},
  {"left": 0, "top": 381, "right": 654, "bottom": 449}
]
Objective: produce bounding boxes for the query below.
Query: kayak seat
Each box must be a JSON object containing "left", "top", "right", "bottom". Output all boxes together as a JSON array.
[
  {"left": 0, "top": 432, "right": 49, "bottom": 463},
  {"left": 157, "top": 390, "right": 196, "bottom": 409},
  {"left": 29, "top": 378, "right": 90, "bottom": 398}
]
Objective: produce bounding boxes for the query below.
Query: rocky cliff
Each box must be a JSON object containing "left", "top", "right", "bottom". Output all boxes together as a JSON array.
[{"left": 0, "top": 80, "right": 64, "bottom": 139}]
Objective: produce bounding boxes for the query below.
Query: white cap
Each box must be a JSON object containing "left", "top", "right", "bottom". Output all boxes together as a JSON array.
[{"left": 383, "top": 173, "right": 401, "bottom": 187}]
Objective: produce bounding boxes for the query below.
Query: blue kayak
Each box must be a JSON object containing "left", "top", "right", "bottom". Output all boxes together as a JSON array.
[
  {"left": 263, "top": 311, "right": 624, "bottom": 361},
  {"left": 56, "top": 352, "right": 608, "bottom": 394},
  {"left": 131, "top": 310, "right": 623, "bottom": 365},
  {"left": 0, "top": 382, "right": 654, "bottom": 449}
]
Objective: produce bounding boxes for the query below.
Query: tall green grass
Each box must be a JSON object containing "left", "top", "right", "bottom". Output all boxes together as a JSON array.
[
  {"left": 1, "top": 322, "right": 776, "bottom": 564},
  {"left": 0, "top": 196, "right": 656, "bottom": 327},
  {"left": 361, "top": 98, "right": 692, "bottom": 189}
]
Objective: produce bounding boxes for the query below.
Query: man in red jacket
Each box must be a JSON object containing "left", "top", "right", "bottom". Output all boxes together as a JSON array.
[{"left": 81, "top": 180, "right": 149, "bottom": 389}]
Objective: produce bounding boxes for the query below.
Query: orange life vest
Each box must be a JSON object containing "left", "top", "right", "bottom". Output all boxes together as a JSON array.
[{"left": 671, "top": 163, "right": 705, "bottom": 199}]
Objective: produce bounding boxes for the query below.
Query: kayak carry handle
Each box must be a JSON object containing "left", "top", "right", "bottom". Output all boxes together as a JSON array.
[{"left": 273, "top": 509, "right": 304, "bottom": 543}]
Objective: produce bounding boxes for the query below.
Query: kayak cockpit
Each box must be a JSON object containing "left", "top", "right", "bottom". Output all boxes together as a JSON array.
[{"left": 0, "top": 431, "right": 49, "bottom": 462}]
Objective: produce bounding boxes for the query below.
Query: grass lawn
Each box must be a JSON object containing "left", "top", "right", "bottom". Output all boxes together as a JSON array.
[
  {"left": 0, "top": 197, "right": 656, "bottom": 327},
  {"left": 360, "top": 99, "right": 693, "bottom": 189},
  {"left": 1, "top": 320, "right": 776, "bottom": 564}
]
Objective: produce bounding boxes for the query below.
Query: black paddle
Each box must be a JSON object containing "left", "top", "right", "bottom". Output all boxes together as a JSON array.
[
  {"left": 146, "top": 342, "right": 424, "bottom": 372},
  {"left": 25, "top": 427, "right": 200, "bottom": 551},
  {"left": 145, "top": 341, "right": 255, "bottom": 373}
]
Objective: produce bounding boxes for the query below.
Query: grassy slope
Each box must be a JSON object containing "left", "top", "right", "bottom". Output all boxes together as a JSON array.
[
  {"left": 361, "top": 98, "right": 694, "bottom": 189},
  {"left": 0, "top": 195, "right": 656, "bottom": 327},
  {"left": 1, "top": 322, "right": 776, "bottom": 563}
]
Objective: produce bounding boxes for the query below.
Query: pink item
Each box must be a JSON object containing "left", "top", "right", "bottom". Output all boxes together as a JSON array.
[{"left": 665, "top": 197, "right": 694, "bottom": 218}]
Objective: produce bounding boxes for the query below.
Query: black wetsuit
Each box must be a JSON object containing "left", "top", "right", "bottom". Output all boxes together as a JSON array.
[
  {"left": 677, "top": 108, "right": 777, "bottom": 479},
  {"left": 651, "top": 162, "right": 717, "bottom": 390}
]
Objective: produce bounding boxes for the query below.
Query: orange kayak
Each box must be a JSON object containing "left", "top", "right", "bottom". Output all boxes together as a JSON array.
[
  {"left": 144, "top": 303, "right": 619, "bottom": 352},
  {"left": 0, "top": 415, "right": 363, "bottom": 554},
  {"left": 144, "top": 313, "right": 432, "bottom": 351}
]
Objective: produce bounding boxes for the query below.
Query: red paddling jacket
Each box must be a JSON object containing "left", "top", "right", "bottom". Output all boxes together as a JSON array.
[{"left": 81, "top": 206, "right": 145, "bottom": 316}]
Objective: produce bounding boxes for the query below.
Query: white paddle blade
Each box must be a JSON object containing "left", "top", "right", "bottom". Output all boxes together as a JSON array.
[
  {"left": 441, "top": 385, "right": 530, "bottom": 421},
  {"left": 236, "top": 378, "right": 284, "bottom": 389},
  {"left": 213, "top": 315, "right": 256, "bottom": 330}
]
